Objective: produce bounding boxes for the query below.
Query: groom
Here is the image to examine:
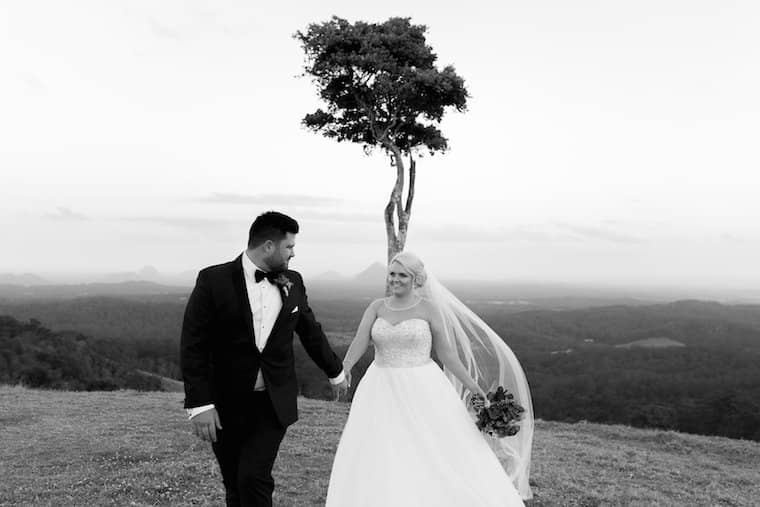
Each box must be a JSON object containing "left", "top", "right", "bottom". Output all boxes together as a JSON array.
[{"left": 180, "top": 211, "right": 349, "bottom": 507}]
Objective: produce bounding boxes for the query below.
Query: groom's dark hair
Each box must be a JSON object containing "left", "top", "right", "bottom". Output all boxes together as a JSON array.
[{"left": 248, "top": 211, "right": 299, "bottom": 248}]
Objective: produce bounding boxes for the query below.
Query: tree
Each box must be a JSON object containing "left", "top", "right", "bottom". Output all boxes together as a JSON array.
[{"left": 295, "top": 17, "right": 469, "bottom": 263}]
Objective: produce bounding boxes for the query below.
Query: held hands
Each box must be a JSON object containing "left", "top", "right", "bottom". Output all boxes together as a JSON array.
[
  {"left": 191, "top": 407, "right": 222, "bottom": 443},
  {"left": 332, "top": 378, "right": 350, "bottom": 401},
  {"left": 342, "top": 362, "right": 352, "bottom": 388},
  {"left": 331, "top": 362, "right": 352, "bottom": 401}
]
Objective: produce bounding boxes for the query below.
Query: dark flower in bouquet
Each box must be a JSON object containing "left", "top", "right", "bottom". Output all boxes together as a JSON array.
[{"left": 471, "top": 386, "right": 525, "bottom": 438}]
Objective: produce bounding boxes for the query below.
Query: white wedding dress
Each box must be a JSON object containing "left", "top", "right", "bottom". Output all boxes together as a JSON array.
[{"left": 325, "top": 317, "right": 525, "bottom": 506}]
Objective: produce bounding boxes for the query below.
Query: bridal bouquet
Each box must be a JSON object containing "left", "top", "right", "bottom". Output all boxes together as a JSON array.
[{"left": 471, "top": 386, "right": 525, "bottom": 438}]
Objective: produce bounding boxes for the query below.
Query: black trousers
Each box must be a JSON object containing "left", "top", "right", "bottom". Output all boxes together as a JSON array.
[{"left": 212, "top": 391, "right": 287, "bottom": 507}]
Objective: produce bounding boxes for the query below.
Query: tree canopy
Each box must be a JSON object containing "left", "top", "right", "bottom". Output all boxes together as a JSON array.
[{"left": 295, "top": 16, "right": 468, "bottom": 157}]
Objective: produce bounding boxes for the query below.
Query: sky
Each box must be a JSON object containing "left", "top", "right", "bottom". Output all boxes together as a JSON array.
[{"left": 1, "top": 1, "right": 759, "bottom": 289}]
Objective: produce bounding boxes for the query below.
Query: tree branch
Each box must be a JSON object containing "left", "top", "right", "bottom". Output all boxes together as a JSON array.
[
  {"left": 389, "top": 146, "right": 406, "bottom": 226},
  {"left": 405, "top": 154, "right": 416, "bottom": 216},
  {"left": 384, "top": 198, "right": 397, "bottom": 263}
]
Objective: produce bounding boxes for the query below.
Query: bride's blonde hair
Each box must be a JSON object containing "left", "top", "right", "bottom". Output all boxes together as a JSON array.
[{"left": 389, "top": 251, "right": 428, "bottom": 288}]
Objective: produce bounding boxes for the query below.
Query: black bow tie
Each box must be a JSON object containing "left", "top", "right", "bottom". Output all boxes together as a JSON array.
[{"left": 254, "top": 269, "right": 280, "bottom": 284}]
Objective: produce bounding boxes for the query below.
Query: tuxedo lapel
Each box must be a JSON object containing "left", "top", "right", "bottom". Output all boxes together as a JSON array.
[
  {"left": 262, "top": 272, "right": 295, "bottom": 352},
  {"left": 230, "top": 255, "right": 257, "bottom": 346}
]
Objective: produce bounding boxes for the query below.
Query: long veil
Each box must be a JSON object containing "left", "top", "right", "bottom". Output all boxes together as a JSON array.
[{"left": 419, "top": 273, "right": 534, "bottom": 499}]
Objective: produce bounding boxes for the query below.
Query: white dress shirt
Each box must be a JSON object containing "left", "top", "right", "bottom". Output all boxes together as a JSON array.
[
  {"left": 187, "top": 252, "right": 345, "bottom": 419},
  {"left": 242, "top": 251, "right": 283, "bottom": 390}
]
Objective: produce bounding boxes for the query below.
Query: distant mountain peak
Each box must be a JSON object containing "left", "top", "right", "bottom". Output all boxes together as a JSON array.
[
  {"left": 354, "top": 262, "right": 387, "bottom": 284},
  {"left": 138, "top": 266, "right": 160, "bottom": 278}
]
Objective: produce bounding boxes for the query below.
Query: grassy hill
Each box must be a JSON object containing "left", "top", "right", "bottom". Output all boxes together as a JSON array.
[{"left": 1, "top": 386, "right": 758, "bottom": 506}]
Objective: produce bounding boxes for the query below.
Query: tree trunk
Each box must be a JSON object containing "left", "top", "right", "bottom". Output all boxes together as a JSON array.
[{"left": 383, "top": 146, "right": 416, "bottom": 294}]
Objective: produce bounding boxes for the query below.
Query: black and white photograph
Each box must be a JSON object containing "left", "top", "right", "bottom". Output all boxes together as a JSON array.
[{"left": 1, "top": 1, "right": 759, "bottom": 506}]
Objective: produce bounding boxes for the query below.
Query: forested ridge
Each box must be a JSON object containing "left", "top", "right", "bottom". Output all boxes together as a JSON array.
[
  {"left": 0, "top": 315, "right": 161, "bottom": 391},
  {"left": 1, "top": 296, "right": 758, "bottom": 440}
]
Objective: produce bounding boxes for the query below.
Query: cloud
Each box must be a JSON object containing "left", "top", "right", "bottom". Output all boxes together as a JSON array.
[
  {"left": 400, "top": 221, "right": 647, "bottom": 245},
  {"left": 301, "top": 210, "right": 378, "bottom": 223},
  {"left": 147, "top": 18, "right": 182, "bottom": 41},
  {"left": 119, "top": 208, "right": 378, "bottom": 239},
  {"left": 20, "top": 72, "right": 46, "bottom": 94},
  {"left": 196, "top": 193, "right": 378, "bottom": 222},
  {"left": 409, "top": 223, "right": 581, "bottom": 244},
  {"left": 553, "top": 222, "right": 645, "bottom": 245},
  {"left": 45, "top": 207, "right": 88, "bottom": 221},
  {"left": 116, "top": 215, "right": 641, "bottom": 247},
  {"left": 721, "top": 233, "right": 747, "bottom": 243},
  {"left": 140, "top": 6, "right": 246, "bottom": 42},
  {"left": 198, "top": 193, "right": 348, "bottom": 208},
  {"left": 121, "top": 216, "right": 233, "bottom": 229}
]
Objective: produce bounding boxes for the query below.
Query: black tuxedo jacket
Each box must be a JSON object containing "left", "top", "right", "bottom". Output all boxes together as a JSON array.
[{"left": 180, "top": 255, "right": 343, "bottom": 427}]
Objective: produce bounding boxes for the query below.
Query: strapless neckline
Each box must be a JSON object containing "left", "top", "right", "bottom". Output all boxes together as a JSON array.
[{"left": 375, "top": 317, "right": 428, "bottom": 328}]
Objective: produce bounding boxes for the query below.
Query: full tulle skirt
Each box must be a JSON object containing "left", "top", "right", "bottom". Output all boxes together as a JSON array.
[{"left": 326, "top": 361, "right": 525, "bottom": 507}]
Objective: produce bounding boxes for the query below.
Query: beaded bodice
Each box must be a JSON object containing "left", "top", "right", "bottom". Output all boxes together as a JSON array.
[{"left": 370, "top": 317, "right": 433, "bottom": 368}]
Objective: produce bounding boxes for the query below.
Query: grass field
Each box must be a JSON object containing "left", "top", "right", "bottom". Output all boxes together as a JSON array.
[{"left": 1, "top": 386, "right": 758, "bottom": 506}]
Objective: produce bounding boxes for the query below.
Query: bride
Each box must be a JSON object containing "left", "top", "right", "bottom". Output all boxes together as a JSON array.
[{"left": 325, "top": 252, "right": 533, "bottom": 506}]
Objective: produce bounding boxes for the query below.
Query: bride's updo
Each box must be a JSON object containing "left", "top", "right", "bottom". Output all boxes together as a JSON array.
[{"left": 390, "top": 251, "right": 428, "bottom": 288}]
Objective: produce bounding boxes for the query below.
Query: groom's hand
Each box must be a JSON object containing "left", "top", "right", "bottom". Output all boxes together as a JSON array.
[
  {"left": 331, "top": 378, "right": 350, "bottom": 401},
  {"left": 191, "top": 408, "right": 222, "bottom": 443}
]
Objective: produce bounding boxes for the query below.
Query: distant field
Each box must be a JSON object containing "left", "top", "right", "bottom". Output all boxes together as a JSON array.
[
  {"left": 1, "top": 386, "right": 758, "bottom": 506},
  {"left": 615, "top": 337, "right": 687, "bottom": 349}
]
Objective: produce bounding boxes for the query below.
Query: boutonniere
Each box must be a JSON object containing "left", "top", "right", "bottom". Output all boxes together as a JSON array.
[{"left": 274, "top": 273, "right": 293, "bottom": 297}]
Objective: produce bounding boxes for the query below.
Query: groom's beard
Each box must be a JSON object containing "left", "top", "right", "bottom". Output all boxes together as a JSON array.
[{"left": 266, "top": 254, "right": 289, "bottom": 272}]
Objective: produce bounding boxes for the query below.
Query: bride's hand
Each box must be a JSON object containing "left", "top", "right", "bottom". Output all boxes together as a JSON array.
[
  {"left": 342, "top": 361, "right": 353, "bottom": 386},
  {"left": 469, "top": 392, "right": 485, "bottom": 411},
  {"left": 480, "top": 388, "right": 491, "bottom": 408},
  {"left": 332, "top": 378, "right": 350, "bottom": 401},
  {"left": 469, "top": 388, "right": 490, "bottom": 410}
]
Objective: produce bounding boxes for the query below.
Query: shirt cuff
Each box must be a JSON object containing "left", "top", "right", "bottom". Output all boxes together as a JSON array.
[
  {"left": 186, "top": 404, "right": 215, "bottom": 420},
  {"left": 328, "top": 370, "right": 346, "bottom": 385}
]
